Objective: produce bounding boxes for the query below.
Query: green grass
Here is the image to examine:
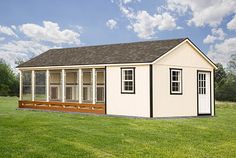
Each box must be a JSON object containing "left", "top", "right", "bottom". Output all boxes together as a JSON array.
[{"left": 0, "top": 97, "right": 236, "bottom": 158}]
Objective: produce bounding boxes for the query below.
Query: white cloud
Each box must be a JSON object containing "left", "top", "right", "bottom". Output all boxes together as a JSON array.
[
  {"left": 203, "top": 36, "right": 217, "bottom": 44},
  {"left": 11, "top": 25, "right": 17, "bottom": 30},
  {"left": 119, "top": 3, "right": 177, "bottom": 39},
  {"left": 0, "top": 37, "right": 5, "bottom": 41},
  {"left": 167, "top": 0, "right": 236, "bottom": 27},
  {"left": 176, "top": 26, "right": 183, "bottom": 30},
  {"left": 0, "top": 40, "right": 56, "bottom": 69},
  {"left": 119, "top": 3, "right": 135, "bottom": 19},
  {"left": 19, "top": 21, "right": 81, "bottom": 45},
  {"left": 106, "top": 19, "right": 118, "bottom": 29},
  {"left": 208, "top": 37, "right": 236, "bottom": 66},
  {"left": 0, "top": 21, "right": 82, "bottom": 70},
  {"left": 227, "top": 15, "right": 236, "bottom": 30},
  {"left": 131, "top": 11, "right": 176, "bottom": 39},
  {"left": 121, "top": 0, "right": 140, "bottom": 4},
  {"left": 203, "top": 28, "right": 225, "bottom": 44},
  {"left": 0, "top": 25, "right": 17, "bottom": 37}
]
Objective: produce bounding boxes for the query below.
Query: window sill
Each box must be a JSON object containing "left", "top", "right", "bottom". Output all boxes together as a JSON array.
[{"left": 170, "top": 92, "right": 183, "bottom": 95}]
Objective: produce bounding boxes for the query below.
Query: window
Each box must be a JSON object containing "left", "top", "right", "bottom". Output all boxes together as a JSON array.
[
  {"left": 51, "top": 87, "right": 59, "bottom": 100},
  {"left": 49, "top": 70, "right": 62, "bottom": 101},
  {"left": 66, "top": 87, "right": 73, "bottom": 100},
  {"left": 22, "top": 71, "right": 32, "bottom": 100},
  {"left": 121, "top": 68, "right": 135, "bottom": 94},
  {"left": 65, "top": 70, "right": 79, "bottom": 102},
  {"left": 170, "top": 68, "right": 182, "bottom": 94},
  {"left": 34, "top": 71, "right": 46, "bottom": 101},
  {"left": 96, "top": 69, "right": 105, "bottom": 103},
  {"left": 82, "top": 69, "right": 92, "bottom": 103},
  {"left": 198, "top": 73, "right": 206, "bottom": 94}
]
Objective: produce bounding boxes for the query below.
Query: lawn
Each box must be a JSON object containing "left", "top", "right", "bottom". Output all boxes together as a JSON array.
[{"left": 0, "top": 97, "right": 236, "bottom": 158}]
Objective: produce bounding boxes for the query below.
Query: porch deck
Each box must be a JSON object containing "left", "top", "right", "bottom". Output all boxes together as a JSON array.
[{"left": 18, "top": 100, "right": 105, "bottom": 114}]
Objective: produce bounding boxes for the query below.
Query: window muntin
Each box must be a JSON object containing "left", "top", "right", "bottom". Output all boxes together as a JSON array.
[
  {"left": 198, "top": 73, "right": 206, "bottom": 94},
  {"left": 22, "top": 71, "right": 32, "bottom": 100},
  {"left": 34, "top": 71, "right": 46, "bottom": 101},
  {"left": 170, "top": 69, "right": 182, "bottom": 94},
  {"left": 121, "top": 68, "right": 135, "bottom": 93}
]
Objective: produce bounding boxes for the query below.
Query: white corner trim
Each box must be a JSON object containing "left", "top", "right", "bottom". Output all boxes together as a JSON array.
[
  {"left": 19, "top": 70, "right": 22, "bottom": 100},
  {"left": 31, "top": 70, "right": 35, "bottom": 101},
  {"left": 46, "top": 69, "right": 50, "bottom": 102},
  {"left": 92, "top": 68, "right": 96, "bottom": 104},
  {"left": 61, "top": 69, "right": 65, "bottom": 102},
  {"left": 152, "top": 39, "right": 217, "bottom": 69},
  {"left": 78, "top": 69, "right": 82, "bottom": 103}
]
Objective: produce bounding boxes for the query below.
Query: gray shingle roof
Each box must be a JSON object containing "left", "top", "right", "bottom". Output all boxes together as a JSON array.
[{"left": 17, "top": 38, "right": 186, "bottom": 68}]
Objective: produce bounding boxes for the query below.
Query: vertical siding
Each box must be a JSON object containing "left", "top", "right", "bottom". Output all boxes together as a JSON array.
[
  {"left": 106, "top": 65, "right": 150, "bottom": 117},
  {"left": 153, "top": 42, "right": 214, "bottom": 117}
]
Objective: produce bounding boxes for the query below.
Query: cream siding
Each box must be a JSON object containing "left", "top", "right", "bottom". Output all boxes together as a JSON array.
[
  {"left": 153, "top": 42, "right": 214, "bottom": 117},
  {"left": 106, "top": 65, "right": 150, "bottom": 117}
]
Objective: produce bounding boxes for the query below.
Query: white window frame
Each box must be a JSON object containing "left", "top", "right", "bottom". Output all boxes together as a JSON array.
[
  {"left": 121, "top": 68, "right": 135, "bottom": 94},
  {"left": 170, "top": 68, "right": 182, "bottom": 95}
]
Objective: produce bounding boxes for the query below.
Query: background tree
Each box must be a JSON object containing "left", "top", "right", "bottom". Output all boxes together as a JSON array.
[
  {"left": 215, "top": 59, "right": 236, "bottom": 102},
  {"left": 215, "top": 63, "right": 226, "bottom": 87},
  {"left": 0, "top": 59, "right": 19, "bottom": 96},
  {"left": 215, "top": 72, "right": 236, "bottom": 102},
  {"left": 15, "top": 57, "right": 25, "bottom": 66},
  {"left": 228, "top": 54, "right": 236, "bottom": 74}
]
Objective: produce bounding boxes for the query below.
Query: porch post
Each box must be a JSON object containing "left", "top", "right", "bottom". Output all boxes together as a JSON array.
[
  {"left": 61, "top": 69, "right": 65, "bottom": 102},
  {"left": 46, "top": 69, "right": 50, "bottom": 102},
  {"left": 19, "top": 70, "right": 22, "bottom": 100},
  {"left": 31, "top": 70, "right": 35, "bottom": 101},
  {"left": 92, "top": 68, "right": 96, "bottom": 104},
  {"left": 78, "top": 68, "right": 82, "bottom": 103}
]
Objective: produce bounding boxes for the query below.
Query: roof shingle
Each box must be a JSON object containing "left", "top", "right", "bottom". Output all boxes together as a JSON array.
[{"left": 17, "top": 38, "right": 186, "bottom": 68}]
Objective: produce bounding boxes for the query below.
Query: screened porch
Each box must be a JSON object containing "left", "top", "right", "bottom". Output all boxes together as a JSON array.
[{"left": 19, "top": 68, "right": 105, "bottom": 114}]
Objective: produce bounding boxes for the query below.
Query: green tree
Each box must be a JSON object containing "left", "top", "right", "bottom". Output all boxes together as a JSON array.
[
  {"left": 216, "top": 72, "right": 236, "bottom": 102},
  {"left": 228, "top": 54, "right": 236, "bottom": 74},
  {"left": 215, "top": 63, "right": 226, "bottom": 87},
  {"left": 0, "top": 59, "right": 19, "bottom": 96}
]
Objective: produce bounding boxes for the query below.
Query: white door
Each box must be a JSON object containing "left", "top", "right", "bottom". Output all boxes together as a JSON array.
[{"left": 198, "top": 72, "right": 211, "bottom": 115}]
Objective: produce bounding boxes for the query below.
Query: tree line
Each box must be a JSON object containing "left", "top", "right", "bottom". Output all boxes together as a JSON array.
[
  {"left": 0, "top": 57, "right": 236, "bottom": 101},
  {"left": 215, "top": 55, "right": 236, "bottom": 102},
  {"left": 0, "top": 59, "right": 19, "bottom": 96}
]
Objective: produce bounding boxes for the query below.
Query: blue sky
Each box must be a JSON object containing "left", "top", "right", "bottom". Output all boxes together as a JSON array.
[{"left": 0, "top": 0, "right": 236, "bottom": 69}]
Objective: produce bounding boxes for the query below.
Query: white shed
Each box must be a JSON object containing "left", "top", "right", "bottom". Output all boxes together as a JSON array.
[{"left": 17, "top": 38, "right": 217, "bottom": 118}]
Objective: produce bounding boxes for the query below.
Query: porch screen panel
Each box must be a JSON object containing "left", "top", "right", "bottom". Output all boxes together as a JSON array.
[
  {"left": 49, "top": 70, "right": 62, "bottom": 101},
  {"left": 82, "top": 69, "right": 92, "bottom": 103},
  {"left": 22, "top": 71, "right": 32, "bottom": 100},
  {"left": 65, "top": 70, "right": 79, "bottom": 102},
  {"left": 96, "top": 69, "right": 105, "bottom": 103},
  {"left": 34, "top": 71, "right": 46, "bottom": 101}
]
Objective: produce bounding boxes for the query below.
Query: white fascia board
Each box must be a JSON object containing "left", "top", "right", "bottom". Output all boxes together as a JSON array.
[
  {"left": 17, "top": 62, "right": 150, "bottom": 71},
  {"left": 152, "top": 39, "right": 217, "bottom": 69}
]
